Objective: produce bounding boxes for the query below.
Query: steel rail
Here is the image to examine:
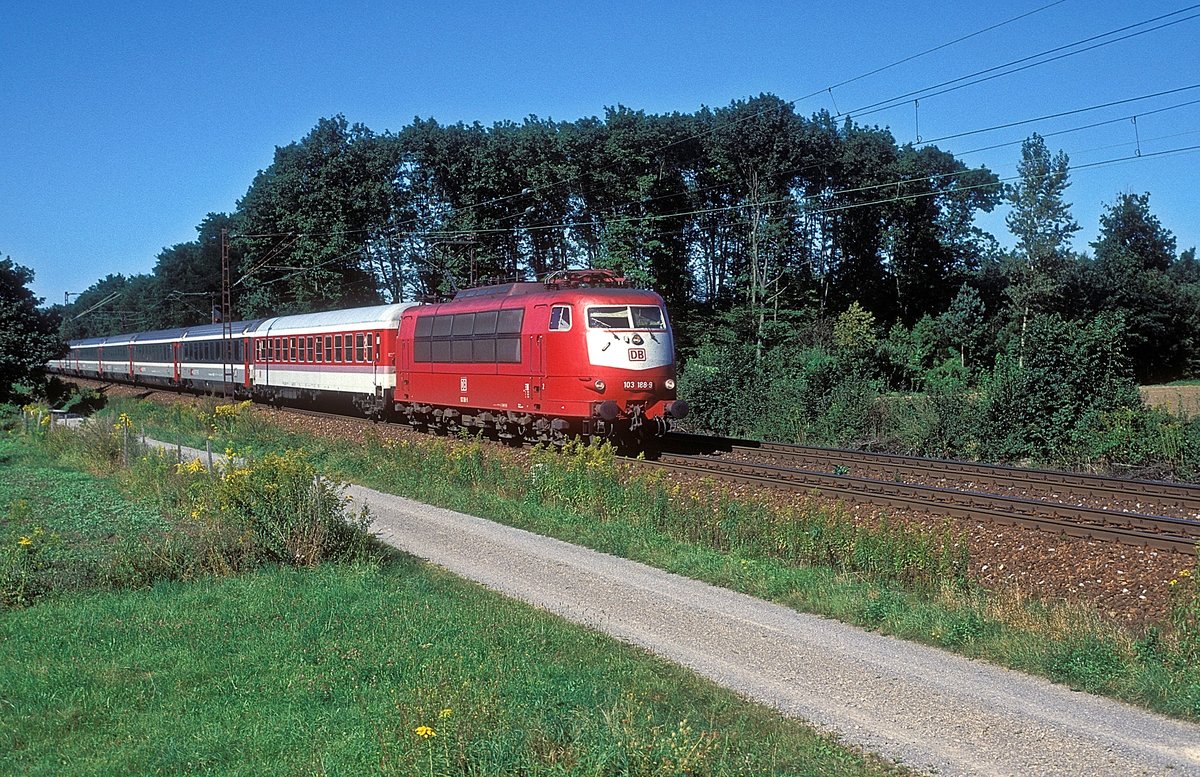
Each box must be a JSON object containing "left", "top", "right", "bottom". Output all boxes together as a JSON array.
[
  {"left": 666, "top": 432, "right": 1200, "bottom": 512},
  {"left": 645, "top": 455, "right": 1200, "bottom": 555}
]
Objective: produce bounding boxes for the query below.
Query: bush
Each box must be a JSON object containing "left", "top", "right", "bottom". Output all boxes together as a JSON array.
[
  {"left": 979, "top": 313, "right": 1142, "bottom": 463},
  {"left": 142, "top": 448, "right": 374, "bottom": 576}
]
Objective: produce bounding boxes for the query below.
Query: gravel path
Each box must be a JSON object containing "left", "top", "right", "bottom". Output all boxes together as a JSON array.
[{"left": 348, "top": 483, "right": 1200, "bottom": 777}]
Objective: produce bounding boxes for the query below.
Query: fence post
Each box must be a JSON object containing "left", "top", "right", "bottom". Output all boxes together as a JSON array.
[
  {"left": 122, "top": 425, "right": 129, "bottom": 465},
  {"left": 207, "top": 439, "right": 213, "bottom": 471}
]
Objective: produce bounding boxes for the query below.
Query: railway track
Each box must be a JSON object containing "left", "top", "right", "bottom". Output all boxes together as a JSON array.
[
  {"left": 81, "top": 381, "right": 1200, "bottom": 555},
  {"left": 658, "top": 434, "right": 1200, "bottom": 555}
]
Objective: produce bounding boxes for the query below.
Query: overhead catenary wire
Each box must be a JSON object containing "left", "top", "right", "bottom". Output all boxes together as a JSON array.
[
  {"left": 233, "top": 1, "right": 1076, "bottom": 247},
  {"left": 227, "top": 4, "right": 1200, "bottom": 291},
  {"left": 842, "top": 4, "right": 1200, "bottom": 120},
  {"left": 396, "top": 3, "right": 1200, "bottom": 236},
  {"left": 230, "top": 85, "right": 1200, "bottom": 255},
  {"left": 242, "top": 141, "right": 1200, "bottom": 247}
]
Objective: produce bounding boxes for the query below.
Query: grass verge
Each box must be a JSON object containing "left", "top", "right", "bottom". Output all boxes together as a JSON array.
[
  {"left": 0, "top": 425, "right": 904, "bottom": 776},
  {"left": 19, "top": 396, "right": 1200, "bottom": 721}
]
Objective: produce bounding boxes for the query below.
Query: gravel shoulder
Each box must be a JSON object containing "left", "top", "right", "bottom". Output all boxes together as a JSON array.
[{"left": 349, "top": 482, "right": 1200, "bottom": 777}]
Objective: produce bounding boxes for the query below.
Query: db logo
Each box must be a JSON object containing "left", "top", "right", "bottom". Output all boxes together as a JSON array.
[{"left": 628, "top": 348, "right": 647, "bottom": 361}]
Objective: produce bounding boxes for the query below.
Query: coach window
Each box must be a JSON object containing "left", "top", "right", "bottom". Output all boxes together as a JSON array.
[
  {"left": 549, "top": 305, "right": 572, "bottom": 331},
  {"left": 315, "top": 337, "right": 324, "bottom": 363},
  {"left": 353, "top": 333, "right": 363, "bottom": 362},
  {"left": 333, "top": 335, "right": 342, "bottom": 362},
  {"left": 366, "top": 333, "right": 375, "bottom": 362}
]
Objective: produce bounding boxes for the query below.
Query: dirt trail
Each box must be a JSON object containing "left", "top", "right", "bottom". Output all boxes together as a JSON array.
[{"left": 349, "top": 484, "right": 1200, "bottom": 777}]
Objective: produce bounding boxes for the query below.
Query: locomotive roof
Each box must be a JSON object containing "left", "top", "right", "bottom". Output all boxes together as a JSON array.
[
  {"left": 434, "top": 285, "right": 663, "bottom": 310},
  {"left": 453, "top": 282, "right": 546, "bottom": 300}
]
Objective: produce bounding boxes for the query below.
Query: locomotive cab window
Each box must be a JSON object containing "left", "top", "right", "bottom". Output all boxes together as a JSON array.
[
  {"left": 587, "top": 305, "right": 665, "bottom": 330},
  {"left": 549, "top": 305, "right": 572, "bottom": 331},
  {"left": 587, "top": 306, "right": 630, "bottom": 329}
]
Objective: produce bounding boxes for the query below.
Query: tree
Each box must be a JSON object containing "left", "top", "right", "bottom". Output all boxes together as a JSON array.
[
  {"left": 1004, "top": 134, "right": 1080, "bottom": 361},
  {"left": 0, "top": 257, "right": 63, "bottom": 403},
  {"left": 1090, "top": 193, "right": 1191, "bottom": 381},
  {"left": 150, "top": 212, "right": 242, "bottom": 327},
  {"left": 1092, "top": 192, "right": 1175, "bottom": 273},
  {"left": 235, "top": 116, "right": 396, "bottom": 315},
  {"left": 939, "top": 284, "right": 986, "bottom": 368}
]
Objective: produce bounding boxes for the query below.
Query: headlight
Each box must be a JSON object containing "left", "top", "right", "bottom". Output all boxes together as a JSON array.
[
  {"left": 665, "top": 378, "right": 676, "bottom": 390},
  {"left": 594, "top": 379, "right": 606, "bottom": 392}
]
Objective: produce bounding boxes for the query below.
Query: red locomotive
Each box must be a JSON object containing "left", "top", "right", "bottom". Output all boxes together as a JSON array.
[{"left": 51, "top": 270, "right": 689, "bottom": 447}]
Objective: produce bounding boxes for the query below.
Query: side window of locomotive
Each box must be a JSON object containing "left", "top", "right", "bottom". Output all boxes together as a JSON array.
[
  {"left": 451, "top": 314, "right": 474, "bottom": 362},
  {"left": 495, "top": 308, "right": 524, "bottom": 364},
  {"left": 473, "top": 311, "right": 497, "bottom": 336},
  {"left": 413, "top": 316, "right": 432, "bottom": 362},
  {"left": 587, "top": 306, "right": 631, "bottom": 329},
  {"left": 471, "top": 311, "right": 498, "bottom": 362},
  {"left": 631, "top": 305, "right": 666, "bottom": 330},
  {"left": 431, "top": 316, "right": 452, "bottom": 362},
  {"left": 549, "top": 305, "right": 572, "bottom": 331},
  {"left": 496, "top": 308, "right": 523, "bottom": 335}
]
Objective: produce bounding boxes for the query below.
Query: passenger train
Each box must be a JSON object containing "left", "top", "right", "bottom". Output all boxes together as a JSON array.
[{"left": 50, "top": 270, "right": 689, "bottom": 446}]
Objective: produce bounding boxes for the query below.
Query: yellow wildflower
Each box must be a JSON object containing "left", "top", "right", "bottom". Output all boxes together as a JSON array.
[
  {"left": 1181, "top": 569, "right": 1193, "bottom": 578},
  {"left": 1170, "top": 579, "right": 1179, "bottom": 586},
  {"left": 18, "top": 536, "right": 33, "bottom": 547},
  {"left": 414, "top": 725, "right": 436, "bottom": 739},
  {"left": 439, "top": 708, "right": 452, "bottom": 719}
]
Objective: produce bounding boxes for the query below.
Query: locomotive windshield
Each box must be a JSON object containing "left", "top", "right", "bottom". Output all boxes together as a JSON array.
[{"left": 587, "top": 305, "right": 665, "bottom": 330}]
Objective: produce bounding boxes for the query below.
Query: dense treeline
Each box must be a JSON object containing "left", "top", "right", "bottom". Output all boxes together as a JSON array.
[{"left": 51, "top": 93, "right": 1200, "bottom": 469}]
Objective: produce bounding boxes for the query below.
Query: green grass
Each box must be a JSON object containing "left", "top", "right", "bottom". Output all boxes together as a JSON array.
[
  {"left": 0, "top": 430, "right": 903, "bottom": 776},
  {"left": 78, "top": 395, "right": 1200, "bottom": 721},
  {"left": 13, "top": 395, "right": 1200, "bottom": 720}
]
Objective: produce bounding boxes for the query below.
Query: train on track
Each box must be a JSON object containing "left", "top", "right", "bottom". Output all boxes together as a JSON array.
[{"left": 49, "top": 270, "right": 689, "bottom": 448}]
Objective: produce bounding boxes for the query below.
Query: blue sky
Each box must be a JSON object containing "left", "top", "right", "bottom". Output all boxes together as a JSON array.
[{"left": 3, "top": 0, "right": 1199, "bottom": 304}]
